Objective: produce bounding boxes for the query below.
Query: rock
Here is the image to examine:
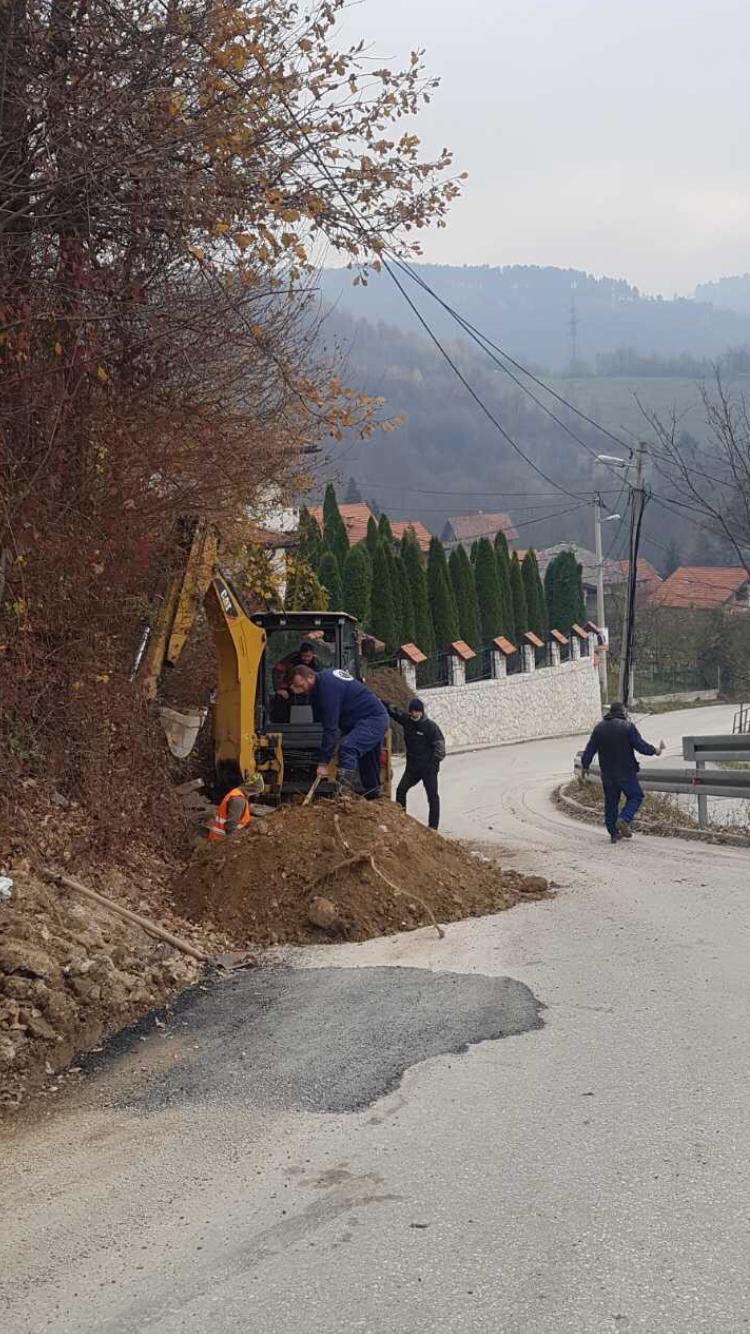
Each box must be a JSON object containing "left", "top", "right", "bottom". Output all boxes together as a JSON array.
[
  {"left": 65, "top": 957, "right": 93, "bottom": 978},
  {"left": 0, "top": 941, "right": 62, "bottom": 983},
  {"left": 24, "top": 1013, "right": 58, "bottom": 1042},
  {"left": 44, "top": 991, "right": 78, "bottom": 1027},
  {"left": 520, "top": 875, "right": 549, "bottom": 893},
  {"left": 0, "top": 1035, "right": 17, "bottom": 1067},
  {"left": 307, "top": 896, "right": 342, "bottom": 931}
]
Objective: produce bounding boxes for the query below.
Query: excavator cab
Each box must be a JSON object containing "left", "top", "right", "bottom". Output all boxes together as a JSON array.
[{"left": 250, "top": 609, "right": 363, "bottom": 798}]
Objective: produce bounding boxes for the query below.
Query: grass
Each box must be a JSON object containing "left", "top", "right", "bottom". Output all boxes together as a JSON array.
[{"left": 568, "top": 777, "right": 699, "bottom": 828}]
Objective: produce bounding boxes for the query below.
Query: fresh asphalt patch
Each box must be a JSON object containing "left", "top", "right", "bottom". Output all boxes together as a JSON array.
[{"left": 89, "top": 965, "right": 544, "bottom": 1115}]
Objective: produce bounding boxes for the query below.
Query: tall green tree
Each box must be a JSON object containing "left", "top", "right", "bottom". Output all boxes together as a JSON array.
[
  {"left": 318, "top": 550, "right": 344, "bottom": 612},
  {"left": 473, "top": 538, "right": 504, "bottom": 642},
  {"left": 378, "top": 512, "right": 395, "bottom": 549},
  {"left": 545, "top": 550, "right": 585, "bottom": 632},
  {"left": 494, "top": 528, "right": 509, "bottom": 559},
  {"left": 384, "top": 545, "right": 402, "bottom": 641},
  {"left": 449, "top": 545, "right": 481, "bottom": 649},
  {"left": 322, "top": 482, "right": 349, "bottom": 565},
  {"left": 342, "top": 543, "right": 371, "bottom": 622},
  {"left": 395, "top": 556, "right": 416, "bottom": 645},
  {"left": 366, "top": 515, "right": 380, "bottom": 558},
  {"left": 509, "top": 552, "right": 529, "bottom": 639},
  {"left": 297, "top": 505, "right": 323, "bottom": 568},
  {"left": 470, "top": 540, "right": 480, "bottom": 565},
  {"left": 369, "top": 541, "right": 398, "bottom": 653},
  {"left": 494, "top": 537, "right": 514, "bottom": 638},
  {"left": 401, "top": 529, "right": 434, "bottom": 652},
  {"left": 521, "top": 549, "right": 547, "bottom": 638},
  {"left": 427, "top": 537, "right": 459, "bottom": 647}
]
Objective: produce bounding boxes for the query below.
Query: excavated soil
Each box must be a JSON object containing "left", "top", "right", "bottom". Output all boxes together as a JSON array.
[{"left": 175, "top": 797, "right": 550, "bottom": 946}]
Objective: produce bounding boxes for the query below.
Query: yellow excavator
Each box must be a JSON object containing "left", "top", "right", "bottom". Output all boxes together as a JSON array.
[{"left": 135, "top": 518, "right": 391, "bottom": 801}]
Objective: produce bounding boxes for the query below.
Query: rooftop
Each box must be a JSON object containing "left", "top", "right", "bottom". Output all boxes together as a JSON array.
[
  {"left": 650, "top": 566, "right": 750, "bottom": 610},
  {"left": 443, "top": 511, "right": 518, "bottom": 544}
]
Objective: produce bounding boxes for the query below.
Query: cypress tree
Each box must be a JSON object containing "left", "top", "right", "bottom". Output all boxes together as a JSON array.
[
  {"left": 378, "top": 512, "right": 394, "bottom": 549},
  {"left": 494, "top": 528, "right": 509, "bottom": 558},
  {"left": 510, "top": 552, "right": 529, "bottom": 638},
  {"left": 368, "top": 541, "right": 398, "bottom": 653},
  {"left": 470, "top": 540, "right": 480, "bottom": 565},
  {"left": 427, "top": 536, "right": 459, "bottom": 647},
  {"left": 342, "top": 543, "right": 371, "bottom": 622},
  {"left": 473, "top": 537, "right": 504, "bottom": 642},
  {"left": 494, "top": 538, "right": 514, "bottom": 639},
  {"left": 545, "top": 550, "right": 585, "bottom": 632},
  {"left": 384, "top": 545, "right": 402, "bottom": 642},
  {"left": 322, "top": 482, "right": 349, "bottom": 566},
  {"left": 449, "top": 545, "right": 481, "bottom": 649},
  {"left": 401, "top": 530, "right": 433, "bottom": 653},
  {"left": 298, "top": 505, "right": 322, "bottom": 567},
  {"left": 318, "top": 550, "right": 343, "bottom": 612},
  {"left": 522, "top": 549, "right": 546, "bottom": 638},
  {"left": 395, "top": 556, "right": 416, "bottom": 645},
  {"left": 366, "top": 515, "right": 379, "bottom": 558}
]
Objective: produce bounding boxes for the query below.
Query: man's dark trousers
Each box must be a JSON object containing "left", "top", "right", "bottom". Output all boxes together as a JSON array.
[
  {"left": 396, "top": 764, "right": 440, "bottom": 830},
  {"left": 603, "top": 775, "right": 644, "bottom": 836}
]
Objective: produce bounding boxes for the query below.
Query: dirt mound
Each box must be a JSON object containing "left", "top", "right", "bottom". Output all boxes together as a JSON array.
[{"left": 174, "top": 798, "right": 549, "bottom": 946}]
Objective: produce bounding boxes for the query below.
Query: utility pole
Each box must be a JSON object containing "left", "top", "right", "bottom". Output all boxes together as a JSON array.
[
  {"left": 593, "top": 494, "right": 609, "bottom": 705},
  {"left": 618, "top": 441, "right": 649, "bottom": 707}
]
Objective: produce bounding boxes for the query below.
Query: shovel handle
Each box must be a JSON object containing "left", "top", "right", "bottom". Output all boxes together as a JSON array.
[{"left": 303, "top": 775, "right": 322, "bottom": 806}]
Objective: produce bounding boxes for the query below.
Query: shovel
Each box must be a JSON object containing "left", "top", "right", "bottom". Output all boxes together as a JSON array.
[{"left": 303, "top": 774, "right": 323, "bottom": 806}]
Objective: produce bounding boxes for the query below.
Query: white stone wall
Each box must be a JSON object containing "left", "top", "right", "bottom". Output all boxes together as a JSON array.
[{"left": 420, "top": 659, "right": 601, "bottom": 752}]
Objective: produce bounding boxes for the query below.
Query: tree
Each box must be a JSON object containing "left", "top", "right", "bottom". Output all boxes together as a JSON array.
[
  {"left": 470, "top": 541, "right": 480, "bottom": 565},
  {"left": 379, "top": 513, "right": 395, "bottom": 549},
  {"left": 322, "top": 483, "right": 349, "bottom": 566},
  {"left": 494, "top": 538, "right": 514, "bottom": 638},
  {"left": 427, "top": 537, "right": 459, "bottom": 647},
  {"left": 318, "top": 551, "right": 344, "bottom": 612},
  {"left": 449, "top": 546, "right": 481, "bottom": 649},
  {"left": 369, "top": 542, "right": 398, "bottom": 653},
  {"left": 522, "top": 550, "right": 547, "bottom": 638},
  {"left": 473, "top": 538, "right": 504, "bottom": 642},
  {"left": 366, "top": 516, "right": 380, "bottom": 558},
  {"left": 285, "top": 557, "right": 328, "bottom": 611},
  {"left": 345, "top": 477, "right": 363, "bottom": 503},
  {"left": 298, "top": 507, "right": 323, "bottom": 568},
  {"left": 342, "top": 544, "right": 371, "bottom": 623},
  {"left": 545, "top": 550, "right": 585, "bottom": 631},
  {"left": 384, "top": 546, "right": 403, "bottom": 641},
  {"left": 663, "top": 537, "right": 681, "bottom": 577},
  {"left": 401, "top": 530, "right": 434, "bottom": 653},
  {"left": 494, "top": 529, "right": 510, "bottom": 559},
  {"left": 395, "top": 556, "right": 416, "bottom": 646},
  {"left": 509, "top": 553, "right": 529, "bottom": 639}
]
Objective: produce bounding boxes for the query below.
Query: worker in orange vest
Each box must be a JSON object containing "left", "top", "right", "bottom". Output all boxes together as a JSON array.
[{"left": 207, "top": 768, "right": 263, "bottom": 842}]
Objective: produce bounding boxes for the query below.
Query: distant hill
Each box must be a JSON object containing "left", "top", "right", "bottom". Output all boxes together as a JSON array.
[
  {"left": 321, "top": 264, "right": 750, "bottom": 371},
  {"left": 318, "top": 309, "right": 744, "bottom": 572},
  {"left": 694, "top": 274, "right": 750, "bottom": 316}
]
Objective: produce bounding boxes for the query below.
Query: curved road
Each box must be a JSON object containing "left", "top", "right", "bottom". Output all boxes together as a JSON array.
[{"left": 4, "top": 705, "right": 750, "bottom": 1332}]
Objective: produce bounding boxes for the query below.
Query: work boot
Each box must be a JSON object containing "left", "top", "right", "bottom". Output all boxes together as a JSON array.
[
  {"left": 610, "top": 832, "right": 619, "bottom": 844},
  {"left": 337, "top": 768, "right": 360, "bottom": 798},
  {"left": 616, "top": 818, "right": 633, "bottom": 839}
]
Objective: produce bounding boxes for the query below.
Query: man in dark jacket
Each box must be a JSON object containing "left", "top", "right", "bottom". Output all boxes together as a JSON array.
[
  {"left": 289, "top": 666, "right": 389, "bottom": 797},
  {"left": 271, "top": 640, "right": 320, "bottom": 722},
  {"left": 387, "top": 698, "right": 445, "bottom": 830},
  {"left": 581, "top": 701, "right": 665, "bottom": 841}
]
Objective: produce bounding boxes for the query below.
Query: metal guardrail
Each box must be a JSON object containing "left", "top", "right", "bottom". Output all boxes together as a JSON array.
[{"left": 575, "top": 732, "right": 750, "bottom": 828}]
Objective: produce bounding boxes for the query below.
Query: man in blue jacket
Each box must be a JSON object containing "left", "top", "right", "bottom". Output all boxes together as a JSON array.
[
  {"left": 289, "top": 666, "right": 389, "bottom": 797},
  {"left": 581, "top": 701, "right": 665, "bottom": 842}
]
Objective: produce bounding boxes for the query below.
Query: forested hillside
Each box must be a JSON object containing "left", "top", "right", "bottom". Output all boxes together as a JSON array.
[
  {"left": 319, "top": 309, "right": 743, "bottom": 571},
  {"left": 321, "top": 264, "right": 750, "bottom": 371}
]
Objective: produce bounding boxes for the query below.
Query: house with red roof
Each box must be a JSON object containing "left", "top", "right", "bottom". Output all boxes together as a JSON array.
[
  {"left": 309, "top": 504, "right": 432, "bottom": 552},
  {"left": 441, "top": 511, "right": 518, "bottom": 550},
  {"left": 650, "top": 566, "right": 750, "bottom": 611}
]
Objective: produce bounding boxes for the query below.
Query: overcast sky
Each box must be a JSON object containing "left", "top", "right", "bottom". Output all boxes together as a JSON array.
[{"left": 343, "top": 0, "right": 750, "bottom": 295}]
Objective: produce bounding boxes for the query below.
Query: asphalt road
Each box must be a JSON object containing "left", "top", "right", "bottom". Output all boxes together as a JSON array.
[{"left": 4, "top": 704, "right": 750, "bottom": 1333}]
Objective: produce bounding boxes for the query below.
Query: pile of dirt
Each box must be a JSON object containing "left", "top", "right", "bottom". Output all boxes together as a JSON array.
[{"left": 174, "top": 797, "right": 549, "bottom": 946}]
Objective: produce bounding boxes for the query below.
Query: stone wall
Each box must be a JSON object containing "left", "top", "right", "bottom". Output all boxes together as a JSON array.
[{"left": 420, "top": 659, "right": 601, "bottom": 753}]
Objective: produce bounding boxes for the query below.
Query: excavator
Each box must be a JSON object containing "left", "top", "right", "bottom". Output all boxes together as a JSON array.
[{"left": 134, "top": 518, "right": 392, "bottom": 801}]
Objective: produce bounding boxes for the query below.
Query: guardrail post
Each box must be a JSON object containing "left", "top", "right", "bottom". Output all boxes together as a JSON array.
[{"left": 695, "top": 758, "right": 708, "bottom": 828}]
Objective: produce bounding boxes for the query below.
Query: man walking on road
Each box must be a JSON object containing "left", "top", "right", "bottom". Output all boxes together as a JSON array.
[
  {"left": 387, "top": 698, "right": 446, "bottom": 830},
  {"left": 581, "top": 701, "right": 665, "bottom": 842}
]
